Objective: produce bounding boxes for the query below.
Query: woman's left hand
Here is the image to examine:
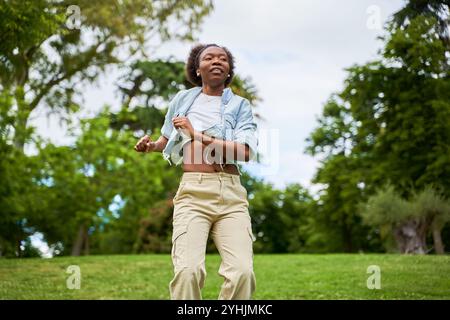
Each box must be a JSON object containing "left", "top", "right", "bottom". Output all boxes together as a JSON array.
[{"left": 172, "top": 116, "right": 195, "bottom": 139}]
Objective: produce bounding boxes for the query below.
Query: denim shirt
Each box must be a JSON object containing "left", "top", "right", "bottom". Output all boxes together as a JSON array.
[{"left": 160, "top": 86, "right": 258, "bottom": 175}]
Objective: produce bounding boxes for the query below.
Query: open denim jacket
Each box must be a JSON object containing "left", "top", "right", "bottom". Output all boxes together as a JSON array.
[{"left": 160, "top": 86, "right": 258, "bottom": 175}]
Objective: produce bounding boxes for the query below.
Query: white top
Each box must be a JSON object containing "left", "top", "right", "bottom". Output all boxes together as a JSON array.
[{"left": 186, "top": 93, "right": 222, "bottom": 132}]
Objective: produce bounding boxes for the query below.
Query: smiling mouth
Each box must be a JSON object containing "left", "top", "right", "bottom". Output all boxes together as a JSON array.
[{"left": 210, "top": 68, "right": 223, "bottom": 74}]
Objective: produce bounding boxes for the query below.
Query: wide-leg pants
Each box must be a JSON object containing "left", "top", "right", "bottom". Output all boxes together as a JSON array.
[{"left": 169, "top": 172, "right": 256, "bottom": 300}]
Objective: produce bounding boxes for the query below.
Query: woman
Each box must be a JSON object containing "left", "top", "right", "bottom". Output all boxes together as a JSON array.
[{"left": 134, "top": 43, "right": 258, "bottom": 300}]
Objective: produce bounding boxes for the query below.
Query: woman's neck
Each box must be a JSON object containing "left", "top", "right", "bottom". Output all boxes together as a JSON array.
[{"left": 202, "top": 84, "right": 224, "bottom": 96}]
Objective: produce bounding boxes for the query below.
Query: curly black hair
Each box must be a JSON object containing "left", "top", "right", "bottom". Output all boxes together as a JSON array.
[{"left": 185, "top": 43, "right": 235, "bottom": 87}]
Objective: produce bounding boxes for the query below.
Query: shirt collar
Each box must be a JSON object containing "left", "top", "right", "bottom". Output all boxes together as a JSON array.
[{"left": 192, "top": 86, "right": 233, "bottom": 105}]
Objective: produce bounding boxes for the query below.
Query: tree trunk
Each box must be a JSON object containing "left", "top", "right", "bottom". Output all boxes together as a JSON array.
[
  {"left": 13, "top": 87, "right": 31, "bottom": 152},
  {"left": 72, "top": 225, "right": 86, "bottom": 256},
  {"left": 393, "top": 220, "right": 428, "bottom": 254},
  {"left": 342, "top": 225, "right": 353, "bottom": 253},
  {"left": 432, "top": 226, "right": 445, "bottom": 254},
  {"left": 84, "top": 229, "right": 90, "bottom": 256},
  {"left": 17, "top": 239, "right": 22, "bottom": 258}
]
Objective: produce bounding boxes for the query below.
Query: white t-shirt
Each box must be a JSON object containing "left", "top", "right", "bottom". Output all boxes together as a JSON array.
[{"left": 186, "top": 93, "right": 221, "bottom": 132}]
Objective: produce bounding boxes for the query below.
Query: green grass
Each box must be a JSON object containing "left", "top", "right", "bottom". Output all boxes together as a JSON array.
[{"left": 0, "top": 254, "right": 449, "bottom": 299}]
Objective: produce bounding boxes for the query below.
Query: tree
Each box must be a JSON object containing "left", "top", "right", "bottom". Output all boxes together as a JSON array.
[
  {"left": 0, "top": 0, "right": 214, "bottom": 150},
  {"left": 0, "top": 91, "right": 44, "bottom": 257},
  {"left": 31, "top": 108, "right": 181, "bottom": 256},
  {"left": 306, "top": 15, "right": 450, "bottom": 252},
  {"left": 279, "top": 183, "right": 314, "bottom": 252},
  {"left": 392, "top": 0, "right": 450, "bottom": 46},
  {"left": 0, "top": 0, "right": 213, "bottom": 257},
  {"left": 245, "top": 174, "right": 314, "bottom": 253},
  {"left": 412, "top": 185, "right": 450, "bottom": 254},
  {"left": 345, "top": 15, "right": 450, "bottom": 195},
  {"left": 360, "top": 184, "right": 450, "bottom": 254}
]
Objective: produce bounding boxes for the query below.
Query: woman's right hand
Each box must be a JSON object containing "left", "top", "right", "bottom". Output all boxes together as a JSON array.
[{"left": 134, "top": 135, "right": 156, "bottom": 153}]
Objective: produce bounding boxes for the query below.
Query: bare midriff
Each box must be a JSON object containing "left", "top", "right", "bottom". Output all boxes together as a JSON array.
[{"left": 181, "top": 138, "right": 239, "bottom": 175}]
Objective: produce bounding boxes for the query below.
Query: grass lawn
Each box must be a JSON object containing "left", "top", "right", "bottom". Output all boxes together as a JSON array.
[{"left": 0, "top": 254, "right": 449, "bottom": 300}]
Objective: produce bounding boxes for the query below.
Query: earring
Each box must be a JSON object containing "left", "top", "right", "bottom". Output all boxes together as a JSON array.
[
  {"left": 197, "top": 72, "right": 200, "bottom": 77},
  {"left": 227, "top": 74, "right": 230, "bottom": 77}
]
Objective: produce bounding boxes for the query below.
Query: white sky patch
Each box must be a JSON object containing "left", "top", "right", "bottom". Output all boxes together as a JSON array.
[
  {"left": 109, "top": 194, "right": 125, "bottom": 219},
  {"left": 30, "top": 232, "right": 53, "bottom": 258}
]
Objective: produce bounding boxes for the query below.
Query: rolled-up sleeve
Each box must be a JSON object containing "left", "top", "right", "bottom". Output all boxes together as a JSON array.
[
  {"left": 233, "top": 99, "right": 258, "bottom": 161},
  {"left": 160, "top": 90, "right": 183, "bottom": 139}
]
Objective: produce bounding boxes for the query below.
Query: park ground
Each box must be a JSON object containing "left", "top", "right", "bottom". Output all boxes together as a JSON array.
[{"left": 0, "top": 254, "right": 449, "bottom": 299}]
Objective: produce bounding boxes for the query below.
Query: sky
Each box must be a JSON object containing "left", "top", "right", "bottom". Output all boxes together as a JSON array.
[{"left": 29, "top": 0, "right": 405, "bottom": 191}]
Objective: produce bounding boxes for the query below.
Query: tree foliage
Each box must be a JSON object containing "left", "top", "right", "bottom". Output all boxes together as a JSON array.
[
  {"left": 306, "top": 13, "right": 450, "bottom": 252},
  {"left": 360, "top": 184, "right": 450, "bottom": 254}
]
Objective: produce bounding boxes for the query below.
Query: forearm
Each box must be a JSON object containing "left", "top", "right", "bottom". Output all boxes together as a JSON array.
[
  {"left": 193, "top": 131, "right": 249, "bottom": 162},
  {"left": 153, "top": 135, "right": 168, "bottom": 153}
]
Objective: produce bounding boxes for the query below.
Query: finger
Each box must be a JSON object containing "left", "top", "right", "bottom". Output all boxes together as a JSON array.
[
  {"left": 138, "top": 141, "right": 148, "bottom": 150},
  {"left": 138, "top": 135, "right": 148, "bottom": 144},
  {"left": 173, "top": 120, "right": 185, "bottom": 126},
  {"left": 136, "top": 138, "right": 146, "bottom": 147}
]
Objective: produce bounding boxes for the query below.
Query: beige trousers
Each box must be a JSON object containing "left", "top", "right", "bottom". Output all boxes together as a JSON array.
[{"left": 169, "top": 172, "right": 256, "bottom": 300}]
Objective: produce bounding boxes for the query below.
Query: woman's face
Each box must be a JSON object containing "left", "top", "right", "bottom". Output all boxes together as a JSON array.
[{"left": 197, "top": 46, "right": 230, "bottom": 87}]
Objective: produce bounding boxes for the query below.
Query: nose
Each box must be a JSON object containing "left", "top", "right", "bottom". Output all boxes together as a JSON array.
[{"left": 212, "top": 57, "right": 222, "bottom": 65}]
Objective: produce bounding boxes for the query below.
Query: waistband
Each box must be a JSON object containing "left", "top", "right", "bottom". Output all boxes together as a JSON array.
[{"left": 181, "top": 172, "right": 241, "bottom": 184}]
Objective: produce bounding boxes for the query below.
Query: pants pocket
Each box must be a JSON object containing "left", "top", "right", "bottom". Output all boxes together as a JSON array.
[
  {"left": 247, "top": 226, "right": 256, "bottom": 261},
  {"left": 171, "top": 225, "right": 187, "bottom": 269}
]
